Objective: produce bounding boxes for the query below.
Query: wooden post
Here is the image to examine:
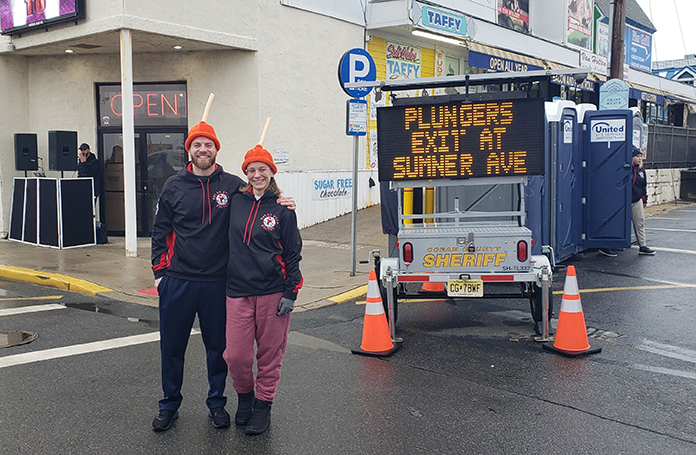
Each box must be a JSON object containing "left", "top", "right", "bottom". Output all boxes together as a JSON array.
[{"left": 610, "top": 0, "right": 626, "bottom": 80}]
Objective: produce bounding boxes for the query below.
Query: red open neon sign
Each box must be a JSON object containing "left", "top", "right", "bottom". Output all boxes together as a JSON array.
[{"left": 98, "top": 83, "right": 188, "bottom": 127}]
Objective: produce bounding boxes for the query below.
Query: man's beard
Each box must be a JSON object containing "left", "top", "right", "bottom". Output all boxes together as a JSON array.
[{"left": 191, "top": 153, "right": 216, "bottom": 170}]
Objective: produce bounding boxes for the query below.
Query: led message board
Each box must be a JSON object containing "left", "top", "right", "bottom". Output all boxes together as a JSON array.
[
  {"left": 376, "top": 98, "right": 545, "bottom": 182},
  {"left": 1, "top": 0, "right": 85, "bottom": 35}
]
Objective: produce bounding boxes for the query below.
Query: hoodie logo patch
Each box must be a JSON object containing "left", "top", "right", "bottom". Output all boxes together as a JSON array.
[
  {"left": 261, "top": 214, "right": 279, "bottom": 231},
  {"left": 213, "top": 191, "right": 230, "bottom": 208}
]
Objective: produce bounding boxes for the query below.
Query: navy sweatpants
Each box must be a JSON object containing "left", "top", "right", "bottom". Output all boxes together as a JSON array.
[{"left": 157, "top": 275, "right": 227, "bottom": 411}]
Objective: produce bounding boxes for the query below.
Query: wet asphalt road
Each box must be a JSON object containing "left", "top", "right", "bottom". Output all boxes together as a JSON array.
[{"left": 1, "top": 207, "right": 695, "bottom": 454}]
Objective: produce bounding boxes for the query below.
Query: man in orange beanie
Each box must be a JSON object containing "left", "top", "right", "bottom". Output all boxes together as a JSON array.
[{"left": 151, "top": 120, "right": 295, "bottom": 432}]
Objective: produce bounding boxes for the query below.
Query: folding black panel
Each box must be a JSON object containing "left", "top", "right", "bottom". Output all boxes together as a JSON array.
[
  {"left": 23, "top": 179, "right": 38, "bottom": 244},
  {"left": 48, "top": 131, "right": 78, "bottom": 171},
  {"left": 14, "top": 133, "right": 38, "bottom": 171},
  {"left": 39, "top": 179, "right": 59, "bottom": 247},
  {"left": 9, "top": 178, "right": 25, "bottom": 241},
  {"left": 60, "top": 179, "right": 95, "bottom": 247}
]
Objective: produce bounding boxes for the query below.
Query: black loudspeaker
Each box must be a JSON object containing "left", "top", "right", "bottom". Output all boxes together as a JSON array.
[
  {"left": 48, "top": 130, "right": 78, "bottom": 171},
  {"left": 14, "top": 133, "right": 38, "bottom": 171}
]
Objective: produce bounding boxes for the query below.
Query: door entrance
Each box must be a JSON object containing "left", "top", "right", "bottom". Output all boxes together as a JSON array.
[{"left": 101, "top": 130, "right": 187, "bottom": 236}]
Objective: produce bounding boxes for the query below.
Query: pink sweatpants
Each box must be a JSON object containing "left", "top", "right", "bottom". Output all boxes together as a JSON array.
[{"left": 223, "top": 292, "right": 291, "bottom": 402}]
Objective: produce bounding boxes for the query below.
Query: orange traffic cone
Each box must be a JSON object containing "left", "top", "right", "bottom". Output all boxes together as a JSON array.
[
  {"left": 352, "top": 270, "right": 403, "bottom": 357},
  {"left": 421, "top": 281, "right": 445, "bottom": 292},
  {"left": 543, "top": 266, "right": 602, "bottom": 357}
]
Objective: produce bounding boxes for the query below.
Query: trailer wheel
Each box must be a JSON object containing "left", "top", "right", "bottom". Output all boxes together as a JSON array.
[{"left": 529, "top": 283, "right": 553, "bottom": 334}]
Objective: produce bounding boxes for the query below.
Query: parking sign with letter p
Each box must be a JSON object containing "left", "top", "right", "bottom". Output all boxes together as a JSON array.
[{"left": 338, "top": 48, "right": 376, "bottom": 98}]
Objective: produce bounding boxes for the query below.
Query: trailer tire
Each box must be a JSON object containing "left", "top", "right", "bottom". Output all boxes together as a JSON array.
[{"left": 529, "top": 283, "right": 553, "bottom": 334}]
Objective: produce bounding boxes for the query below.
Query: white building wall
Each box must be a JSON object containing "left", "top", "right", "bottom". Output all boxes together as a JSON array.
[
  {"left": 0, "top": 56, "right": 30, "bottom": 237},
  {"left": 256, "top": 0, "right": 374, "bottom": 227},
  {"left": 0, "top": 1, "right": 376, "bottom": 235}
]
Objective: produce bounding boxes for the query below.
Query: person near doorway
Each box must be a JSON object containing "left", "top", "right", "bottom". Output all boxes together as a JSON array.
[
  {"left": 77, "top": 143, "right": 101, "bottom": 201},
  {"left": 223, "top": 145, "right": 303, "bottom": 436},
  {"left": 150, "top": 121, "right": 295, "bottom": 432},
  {"left": 631, "top": 148, "right": 656, "bottom": 256}
]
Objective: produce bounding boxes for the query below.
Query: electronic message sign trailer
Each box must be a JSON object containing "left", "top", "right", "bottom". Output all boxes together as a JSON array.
[
  {"left": 347, "top": 68, "right": 633, "bottom": 343},
  {"left": 371, "top": 91, "right": 554, "bottom": 340}
]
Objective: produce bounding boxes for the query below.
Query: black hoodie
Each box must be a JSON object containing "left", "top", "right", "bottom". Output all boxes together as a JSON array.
[
  {"left": 151, "top": 163, "right": 244, "bottom": 281},
  {"left": 226, "top": 188, "right": 303, "bottom": 300}
]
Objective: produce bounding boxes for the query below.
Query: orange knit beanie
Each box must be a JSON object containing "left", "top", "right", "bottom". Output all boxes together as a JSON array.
[
  {"left": 185, "top": 121, "right": 220, "bottom": 151},
  {"left": 242, "top": 145, "right": 277, "bottom": 174}
]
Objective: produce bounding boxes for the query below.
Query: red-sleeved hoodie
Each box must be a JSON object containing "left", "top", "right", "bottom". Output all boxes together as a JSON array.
[
  {"left": 151, "top": 164, "right": 244, "bottom": 281},
  {"left": 226, "top": 188, "right": 303, "bottom": 300}
]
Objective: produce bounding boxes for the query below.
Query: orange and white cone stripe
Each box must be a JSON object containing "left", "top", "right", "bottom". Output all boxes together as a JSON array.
[
  {"left": 360, "top": 270, "right": 394, "bottom": 353},
  {"left": 553, "top": 265, "right": 591, "bottom": 353}
]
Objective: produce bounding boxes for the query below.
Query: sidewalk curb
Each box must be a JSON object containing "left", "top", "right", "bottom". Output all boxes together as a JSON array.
[
  {"left": 0, "top": 264, "right": 369, "bottom": 309},
  {"left": 0, "top": 265, "right": 111, "bottom": 296}
]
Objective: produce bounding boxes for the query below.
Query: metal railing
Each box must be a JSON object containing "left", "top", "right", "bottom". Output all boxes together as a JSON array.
[{"left": 646, "top": 125, "right": 696, "bottom": 169}]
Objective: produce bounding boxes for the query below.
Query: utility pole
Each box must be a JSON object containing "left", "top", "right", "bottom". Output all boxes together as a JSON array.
[{"left": 610, "top": 0, "right": 626, "bottom": 79}]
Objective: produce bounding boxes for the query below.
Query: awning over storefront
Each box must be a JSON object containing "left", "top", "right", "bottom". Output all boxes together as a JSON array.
[
  {"left": 550, "top": 73, "right": 596, "bottom": 92},
  {"left": 467, "top": 41, "right": 545, "bottom": 73},
  {"left": 627, "top": 81, "right": 665, "bottom": 105}
]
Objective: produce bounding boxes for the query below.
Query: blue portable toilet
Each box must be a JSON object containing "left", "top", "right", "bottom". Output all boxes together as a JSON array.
[
  {"left": 580, "top": 109, "right": 633, "bottom": 251},
  {"left": 526, "top": 100, "right": 632, "bottom": 263}
]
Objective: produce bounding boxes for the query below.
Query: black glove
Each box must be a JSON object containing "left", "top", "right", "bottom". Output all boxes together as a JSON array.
[{"left": 277, "top": 297, "right": 295, "bottom": 316}]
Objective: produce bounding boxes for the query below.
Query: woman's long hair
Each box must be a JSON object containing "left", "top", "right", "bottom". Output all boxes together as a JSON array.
[{"left": 240, "top": 177, "right": 282, "bottom": 197}]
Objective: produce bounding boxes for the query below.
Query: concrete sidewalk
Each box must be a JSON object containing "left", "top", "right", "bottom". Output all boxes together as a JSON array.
[{"left": 0, "top": 205, "right": 388, "bottom": 311}]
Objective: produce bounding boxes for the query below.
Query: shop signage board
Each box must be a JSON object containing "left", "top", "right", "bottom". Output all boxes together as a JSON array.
[
  {"left": 550, "top": 73, "right": 595, "bottom": 92},
  {"left": 468, "top": 50, "right": 542, "bottom": 73},
  {"left": 312, "top": 177, "right": 352, "bottom": 201},
  {"left": 419, "top": 4, "right": 467, "bottom": 37},
  {"left": 625, "top": 24, "right": 652, "bottom": 73},
  {"left": 599, "top": 79, "right": 629, "bottom": 110},
  {"left": 376, "top": 98, "right": 545, "bottom": 182},
  {"left": 338, "top": 48, "right": 376, "bottom": 98},
  {"left": 98, "top": 83, "right": 188, "bottom": 127}
]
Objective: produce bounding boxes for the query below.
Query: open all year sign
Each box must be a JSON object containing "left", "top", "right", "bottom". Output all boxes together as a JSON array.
[{"left": 376, "top": 97, "right": 545, "bottom": 182}]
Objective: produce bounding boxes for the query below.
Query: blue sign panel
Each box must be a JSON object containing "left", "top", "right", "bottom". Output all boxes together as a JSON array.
[
  {"left": 468, "top": 50, "right": 542, "bottom": 73},
  {"left": 550, "top": 74, "right": 595, "bottom": 92},
  {"left": 421, "top": 6, "right": 467, "bottom": 37},
  {"left": 624, "top": 25, "right": 652, "bottom": 73},
  {"left": 629, "top": 88, "right": 664, "bottom": 105},
  {"left": 338, "top": 48, "right": 376, "bottom": 98}
]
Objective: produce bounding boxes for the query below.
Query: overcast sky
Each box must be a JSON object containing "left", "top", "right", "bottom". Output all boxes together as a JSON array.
[{"left": 635, "top": 0, "right": 695, "bottom": 62}]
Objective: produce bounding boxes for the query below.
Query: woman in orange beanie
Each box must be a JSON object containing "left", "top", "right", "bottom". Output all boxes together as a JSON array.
[{"left": 223, "top": 145, "right": 302, "bottom": 435}]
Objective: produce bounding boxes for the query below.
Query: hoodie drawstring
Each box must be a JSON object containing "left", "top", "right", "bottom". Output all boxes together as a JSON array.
[
  {"left": 198, "top": 179, "right": 213, "bottom": 224},
  {"left": 243, "top": 199, "right": 261, "bottom": 244}
]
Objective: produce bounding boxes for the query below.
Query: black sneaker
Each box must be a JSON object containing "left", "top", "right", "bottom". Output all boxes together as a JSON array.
[
  {"left": 235, "top": 391, "right": 255, "bottom": 426},
  {"left": 244, "top": 399, "right": 272, "bottom": 435},
  {"left": 209, "top": 407, "right": 231, "bottom": 429},
  {"left": 152, "top": 410, "right": 178, "bottom": 432},
  {"left": 598, "top": 248, "right": 618, "bottom": 257},
  {"left": 639, "top": 246, "right": 656, "bottom": 255}
]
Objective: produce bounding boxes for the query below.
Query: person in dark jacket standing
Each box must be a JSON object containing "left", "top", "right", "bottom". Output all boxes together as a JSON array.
[
  {"left": 223, "top": 144, "right": 303, "bottom": 436},
  {"left": 150, "top": 122, "right": 295, "bottom": 432},
  {"left": 631, "top": 148, "right": 656, "bottom": 255},
  {"left": 77, "top": 143, "right": 101, "bottom": 200}
]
